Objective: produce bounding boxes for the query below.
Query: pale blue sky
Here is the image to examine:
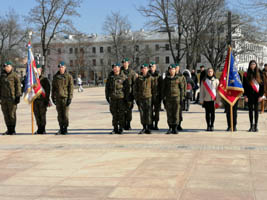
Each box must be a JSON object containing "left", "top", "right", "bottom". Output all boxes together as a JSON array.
[{"left": 0, "top": 0, "right": 243, "bottom": 34}]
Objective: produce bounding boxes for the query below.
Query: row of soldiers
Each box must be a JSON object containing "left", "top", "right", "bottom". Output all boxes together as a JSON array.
[
  {"left": 105, "top": 58, "right": 187, "bottom": 134},
  {"left": 0, "top": 61, "right": 73, "bottom": 135}
]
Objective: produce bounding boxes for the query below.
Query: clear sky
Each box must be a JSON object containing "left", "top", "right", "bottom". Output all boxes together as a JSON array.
[{"left": 0, "top": 0, "right": 244, "bottom": 35}]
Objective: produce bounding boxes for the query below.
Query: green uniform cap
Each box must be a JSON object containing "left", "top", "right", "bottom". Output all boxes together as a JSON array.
[
  {"left": 122, "top": 58, "right": 129, "bottom": 63},
  {"left": 168, "top": 64, "right": 176, "bottom": 69},
  {"left": 149, "top": 62, "right": 155, "bottom": 67},
  {"left": 4, "top": 61, "right": 13, "bottom": 66},
  {"left": 140, "top": 63, "right": 149, "bottom": 69},
  {"left": 114, "top": 62, "right": 121, "bottom": 67},
  {"left": 175, "top": 63, "right": 180, "bottom": 67},
  {"left": 58, "top": 61, "right": 65, "bottom": 67}
]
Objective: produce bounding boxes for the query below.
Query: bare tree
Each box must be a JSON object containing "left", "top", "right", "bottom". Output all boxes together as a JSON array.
[
  {"left": 102, "top": 11, "right": 131, "bottom": 62},
  {"left": 27, "top": 0, "right": 82, "bottom": 71},
  {"left": 0, "top": 10, "right": 28, "bottom": 65}
]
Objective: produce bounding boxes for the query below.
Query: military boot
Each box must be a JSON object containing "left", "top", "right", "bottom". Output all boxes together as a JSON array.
[
  {"left": 63, "top": 126, "right": 68, "bottom": 135},
  {"left": 177, "top": 122, "right": 183, "bottom": 131},
  {"left": 145, "top": 125, "right": 151, "bottom": 134},
  {"left": 2, "top": 126, "right": 11, "bottom": 135},
  {"left": 110, "top": 126, "right": 119, "bottom": 134},
  {"left": 34, "top": 127, "right": 41, "bottom": 135},
  {"left": 139, "top": 125, "right": 146, "bottom": 134},
  {"left": 10, "top": 126, "right": 16, "bottom": 135},
  {"left": 56, "top": 126, "right": 64, "bottom": 135},
  {"left": 42, "top": 126, "right": 47, "bottom": 134},
  {"left": 166, "top": 125, "right": 172, "bottom": 134},
  {"left": 172, "top": 125, "right": 178, "bottom": 134}
]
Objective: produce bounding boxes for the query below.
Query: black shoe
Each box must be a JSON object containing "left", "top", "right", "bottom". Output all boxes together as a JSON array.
[
  {"left": 154, "top": 122, "right": 159, "bottom": 130},
  {"left": 206, "top": 126, "right": 210, "bottom": 131},
  {"left": 145, "top": 125, "right": 151, "bottom": 134},
  {"left": 56, "top": 126, "right": 64, "bottom": 135},
  {"left": 254, "top": 124, "right": 258, "bottom": 132},
  {"left": 226, "top": 127, "right": 231, "bottom": 131},
  {"left": 248, "top": 124, "right": 253, "bottom": 132},
  {"left": 172, "top": 125, "right": 178, "bottom": 134},
  {"left": 166, "top": 126, "right": 172, "bottom": 134},
  {"left": 233, "top": 126, "right": 237, "bottom": 132}
]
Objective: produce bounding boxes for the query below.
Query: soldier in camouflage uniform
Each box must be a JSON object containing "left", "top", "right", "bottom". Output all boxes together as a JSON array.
[
  {"left": 52, "top": 61, "right": 74, "bottom": 135},
  {"left": 148, "top": 62, "right": 161, "bottom": 130},
  {"left": 33, "top": 64, "right": 51, "bottom": 134},
  {"left": 121, "top": 58, "right": 136, "bottom": 130},
  {"left": 162, "top": 64, "right": 184, "bottom": 134},
  {"left": 175, "top": 63, "right": 186, "bottom": 131},
  {"left": 0, "top": 61, "right": 21, "bottom": 135},
  {"left": 105, "top": 63, "right": 129, "bottom": 134},
  {"left": 134, "top": 64, "right": 154, "bottom": 134}
]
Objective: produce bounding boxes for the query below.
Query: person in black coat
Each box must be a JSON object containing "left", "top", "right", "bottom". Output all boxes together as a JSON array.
[
  {"left": 243, "top": 60, "right": 264, "bottom": 132},
  {"left": 191, "top": 69, "right": 198, "bottom": 101},
  {"left": 194, "top": 65, "right": 206, "bottom": 104}
]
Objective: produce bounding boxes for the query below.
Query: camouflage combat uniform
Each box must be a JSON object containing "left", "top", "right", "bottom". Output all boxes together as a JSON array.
[
  {"left": 134, "top": 72, "right": 154, "bottom": 134},
  {"left": 33, "top": 74, "right": 51, "bottom": 134},
  {"left": 0, "top": 70, "right": 21, "bottom": 135},
  {"left": 105, "top": 71, "right": 129, "bottom": 134},
  {"left": 52, "top": 71, "right": 74, "bottom": 134}
]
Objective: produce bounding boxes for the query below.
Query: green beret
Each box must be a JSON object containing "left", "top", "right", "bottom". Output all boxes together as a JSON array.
[
  {"left": 140, "top": 63, "right": 149, "bottom": 69},
  {"left": 4, "top": 61, "right": 13, "bottom": 66},
  {"left": 149, "top": 62, "right": 155, "bottom": 66},
  {"left": 58, "top": 61, "right": 65, "bottom": 67},
  {"left": 168, "top": 64, "right": 176, "bottom": 69},
  {"left": 122, "top": 58, "right": 129, "bottom": 63},
  {"left": 114, "top": 62, "right": 121, "bottom": 67},
  {"left": 175, "top": 63, "right": 180, "bottom": 67},
  {"left": 36, "top": 64, "right": 41, "bottom": 69}
]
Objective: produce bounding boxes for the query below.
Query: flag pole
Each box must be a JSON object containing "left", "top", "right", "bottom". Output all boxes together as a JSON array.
[
  {"left": 31, "top": 101, "right": 34, "bottom": 135},
  {"left": 230, "top": 105, "right": 233, "bottom": 132}
]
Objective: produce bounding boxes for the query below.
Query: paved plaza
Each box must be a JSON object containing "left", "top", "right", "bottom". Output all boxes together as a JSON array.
[{"left": 0, "top": 87, "right": 267, "bottom": 200}]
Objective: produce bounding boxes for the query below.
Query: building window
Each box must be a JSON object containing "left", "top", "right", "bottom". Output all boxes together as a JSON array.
[
  {"left": 165, "top": 56, "right": 170, "bottom": 64},
  {"left": 135, "top": 45, "right": 139, "bottom": 52},
  {"left": 69, "top": 48, "right": 73, "bottom": 54},
  {"left": 92, "top": 47, "right": 96, "bottom": 54},
  {"left": 165, "top": 44, "right": 169, "bottom": 50},
  {"left": 136, "top": 57, "right": 140, "bottom": 65},
  {"left": 155, "top": 44, "right": 159, "bottom": 51},
  {"left": 80, "top": 48, "right": 84, "bottom": 54},
  {"left": 70, "top": 60, "right": 73, "bottom": 67},
  {"left": 100, "top": 58, "right": 104, "bottom": 65},
  {"left": 75, "top": 48, "right": 78, "bottom": 54},
  {"left": 100, "top": 47, "right": 104, "bottom": 53},
  {"left": 107, "top": 46, "right": 111, "bottom": 53},
  {"left": 155, "top": 57, "right": 159, "bottom": 64},
  {"left": 58, "top": 48, "right": 61, "bottom": 54},
  {"left": 145, "top": 45, "right": 149, "bottom": 50},
  {"left": 93, "top": 59, "right": 96, "bottom": 66}
]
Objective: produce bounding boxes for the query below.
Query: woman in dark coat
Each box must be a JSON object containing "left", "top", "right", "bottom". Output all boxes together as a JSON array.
[{"left": 243, "top": 60, "right": 264, "bottom": 132}]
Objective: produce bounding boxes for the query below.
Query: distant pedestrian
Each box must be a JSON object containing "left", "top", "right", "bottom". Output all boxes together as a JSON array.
[
  {"left": 77, "top": 74, "right": 83, "bottom": 92},
  {"left": 243, "top": 60, "right": 264, "bottom": 132},
  {"left": 194, "top": 65, "right": 206, "bottom": 104},
  {"left": 261, "top": 63, "right": 267, "bottom": 113},
  {"left": 191, "top": 69, "right": 199, "bottom": 101}
]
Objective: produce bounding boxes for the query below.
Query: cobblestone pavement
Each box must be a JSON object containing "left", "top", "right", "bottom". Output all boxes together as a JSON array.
[{"left": 0, "top": 87, "right": 266, "bottom": 200}]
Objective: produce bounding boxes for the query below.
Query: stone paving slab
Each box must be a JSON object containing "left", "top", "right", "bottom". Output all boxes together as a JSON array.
[{"left": 0, "top": 87, "right": 266, "bottom": 199}]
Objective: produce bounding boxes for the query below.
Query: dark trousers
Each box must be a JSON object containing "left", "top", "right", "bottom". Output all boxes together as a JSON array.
[
  {"left": 110, "top": 99, "right": 125, "bottom": 127},
  {"left": 225, "top": 101, "right": 238, "bottom": 128},
  {"left": 248, "top": 99, "right": 259, "bottom": 125},
  {"left": 203, "top": 101, "right": 215, "bottom": 127},
  {"left": 138, "top": 98, "right": 152, "bottom": 125},
  {"left": 56, "top": 98, "right": 69, "bottom": 127}
]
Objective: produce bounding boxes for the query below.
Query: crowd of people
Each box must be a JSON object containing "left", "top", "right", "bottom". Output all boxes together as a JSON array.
[{"left": 0, "top": 59, "right": 266, "bottom": 135}]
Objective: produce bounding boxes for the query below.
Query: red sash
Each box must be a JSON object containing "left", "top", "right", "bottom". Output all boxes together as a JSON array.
[
  {"left": 243, "top": 72, "right": 259, "bottom": 93},
  {"left": 203, "top": 79, "right": 220, "bottom": 109}
]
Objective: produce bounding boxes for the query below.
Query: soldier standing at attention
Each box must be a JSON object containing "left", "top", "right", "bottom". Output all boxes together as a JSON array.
[
  {"left": 148, "top": 62, "right": 161, "bottom": 130},
  {"left": 33, "top": 64, "right": 51, "bottom": 134},
  {"left": 121, "top": 58, "right": 136, "bottom": 130},
  {"left": 0, "top": 61, "right": 21, "bottom": 135},
  {"left": 162, "top": 64, "right": 184, "bottom": 134},
  {"left": 175, "top": 63, "right": 186, "bottom": 131},
  {"left": 52, "top": 61, "right": 74, "bottom": 135},
  {"left": 105, "top": 63, "right": 129, "bottom": 134},
  {"left": 134, "top": 64, "right": 154, "bottom": 134}
]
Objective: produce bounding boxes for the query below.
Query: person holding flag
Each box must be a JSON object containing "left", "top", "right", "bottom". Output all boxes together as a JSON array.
[
  {"left": 243, "top": 60, "right": 264, "bottom": 132},
  {"left": 218, "top": 46, "right": 244, "bottom": 132},
  {"left": 200, "top": 67, "right": 220, "bottom": 131},
  {"left": 0, "top": 61, "right": 21, "bottom": 135},
  {"left": 33, "top": 64, "right": 50, "bottom": 134}
]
